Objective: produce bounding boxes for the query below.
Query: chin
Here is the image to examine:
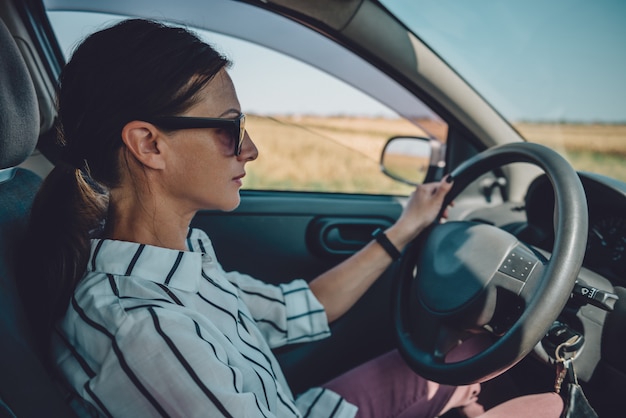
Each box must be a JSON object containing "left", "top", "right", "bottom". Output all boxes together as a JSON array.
[
  {"left": 220, "top": 197, "right": 241, "bottom": 212},
  {"left": 199, "top": 193, "right": 241, "bottom": 212}
]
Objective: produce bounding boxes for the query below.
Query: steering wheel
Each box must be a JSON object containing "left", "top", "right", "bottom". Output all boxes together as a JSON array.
[{"left": 394, "top": 142, "right": 588, "bottom": 385}]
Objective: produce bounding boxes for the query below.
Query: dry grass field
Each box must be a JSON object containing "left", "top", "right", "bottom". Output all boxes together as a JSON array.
[
  {"left": 243, "top": 115, "right": 626, "bottom": 194},
  {"left": 515, "top": 123, "right": 626, "bottom": 181},
  {"left": 243, "top": 115, "right": 420, "bottom": 194}
]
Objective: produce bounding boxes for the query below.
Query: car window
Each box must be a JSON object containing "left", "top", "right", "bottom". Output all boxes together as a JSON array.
[{"left": 47, "top": 11, "right": 448, "bottom": 196}]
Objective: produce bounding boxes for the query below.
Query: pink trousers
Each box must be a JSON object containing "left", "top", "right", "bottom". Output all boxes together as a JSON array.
[{"left": 323, "top": 344, "right": 563, "bottom": 418}]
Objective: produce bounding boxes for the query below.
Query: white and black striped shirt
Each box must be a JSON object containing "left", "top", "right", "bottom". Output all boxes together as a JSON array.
[{"left": 53, "top": 228, "right": 357, "bottom": 417}]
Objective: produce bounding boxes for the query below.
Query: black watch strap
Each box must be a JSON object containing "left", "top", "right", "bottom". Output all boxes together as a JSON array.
[{"left": 372, "top": 228, "right": 401, "bottom": 261}]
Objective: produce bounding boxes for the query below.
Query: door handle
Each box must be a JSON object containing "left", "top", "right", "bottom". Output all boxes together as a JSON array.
[
  {"left": 307, "top": 217, "right": 394, "bottom": 257},
  {"left": 325, "top": 226, "right": 370, "bottom": 249}
]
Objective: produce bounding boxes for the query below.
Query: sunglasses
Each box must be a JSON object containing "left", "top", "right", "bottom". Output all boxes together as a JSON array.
[{"left": 146, "top": 113, "right": 246, "bottom": 156}]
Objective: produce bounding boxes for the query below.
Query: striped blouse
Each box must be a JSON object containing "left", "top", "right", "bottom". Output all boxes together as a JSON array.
[{"left": 53, "top": 228, "right": 358, "bottom": 417}]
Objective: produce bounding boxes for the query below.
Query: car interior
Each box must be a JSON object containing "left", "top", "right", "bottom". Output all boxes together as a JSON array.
[{"left": 1, "top": 0, "right": 625, "bottom": 417}]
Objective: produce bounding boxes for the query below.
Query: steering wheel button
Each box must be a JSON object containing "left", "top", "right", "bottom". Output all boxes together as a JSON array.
[{"left": 498, "top": 250, "right": 537, "bottom": 281}]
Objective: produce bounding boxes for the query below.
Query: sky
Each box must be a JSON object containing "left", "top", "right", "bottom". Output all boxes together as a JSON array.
[
  {"left": 48, "top": 1, "right": 626, "bottom": 123},
  {"left": 382, "top": 0, "right": 626, "bottom": 123}
]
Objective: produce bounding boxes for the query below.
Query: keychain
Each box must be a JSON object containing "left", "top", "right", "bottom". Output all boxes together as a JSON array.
[
  {"left": 554, "top": 335, "right": 581, "bottom": 394},
  {"left": 553, "top": 334, "right": 599, "bottom": 417}
]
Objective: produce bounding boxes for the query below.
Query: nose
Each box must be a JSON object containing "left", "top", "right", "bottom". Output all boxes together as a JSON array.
[{"left": 238, "top": 131, "right": 258, "bottom": 161}]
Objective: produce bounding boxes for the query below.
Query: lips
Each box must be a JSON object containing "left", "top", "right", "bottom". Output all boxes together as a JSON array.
[{"left": 233, "top": 173, "right": 245, "bottom": 187}]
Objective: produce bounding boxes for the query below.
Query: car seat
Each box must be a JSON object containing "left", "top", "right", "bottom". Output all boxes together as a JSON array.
[{"left": 0, "top": 16, "right": 75, "bottom": 418}]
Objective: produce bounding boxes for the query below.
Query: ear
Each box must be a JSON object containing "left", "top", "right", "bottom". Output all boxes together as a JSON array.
[{"left": 121, "top": 121, "right": 166, "bottom": 170}]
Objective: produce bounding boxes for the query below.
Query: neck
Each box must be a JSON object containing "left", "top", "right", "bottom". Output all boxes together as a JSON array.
[{"left": 104, "top": 189, "right": 194, "bottom": 251}]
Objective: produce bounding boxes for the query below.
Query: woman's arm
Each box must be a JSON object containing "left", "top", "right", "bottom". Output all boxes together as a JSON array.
[{"left": 309, "top": 177, "right": 453, "bottom": 323}]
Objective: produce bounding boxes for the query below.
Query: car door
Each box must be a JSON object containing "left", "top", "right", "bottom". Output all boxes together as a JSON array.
[{"left": 195, "top": 191, "right": 403, "bottom": 393}]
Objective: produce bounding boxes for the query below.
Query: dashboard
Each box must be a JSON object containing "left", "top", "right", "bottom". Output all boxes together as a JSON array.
[{"left": 523, "top": 172, "right": 626, "bottom": 286}]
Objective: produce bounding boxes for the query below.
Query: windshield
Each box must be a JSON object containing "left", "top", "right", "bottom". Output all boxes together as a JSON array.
[{"left": 381, "top": 0, "right": 626, "bottom": 181}]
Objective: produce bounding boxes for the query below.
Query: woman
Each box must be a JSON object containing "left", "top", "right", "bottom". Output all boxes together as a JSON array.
[{"left": 22, "top": 19, "right": 562, "bottom": 417}]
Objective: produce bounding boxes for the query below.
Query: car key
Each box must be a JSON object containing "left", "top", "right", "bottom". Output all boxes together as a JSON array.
[{"left": 554, "top": 335, "right": 581, "bottom": 394}]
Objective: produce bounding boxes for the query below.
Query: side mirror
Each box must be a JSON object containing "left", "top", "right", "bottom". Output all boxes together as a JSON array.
[{"left": 380, "top": 136, "right": 445, "bottom": 185}]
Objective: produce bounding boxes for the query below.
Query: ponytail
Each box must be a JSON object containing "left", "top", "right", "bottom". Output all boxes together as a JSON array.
[{"left": 19, "top": 164, "right": 107, "bottom": 358}]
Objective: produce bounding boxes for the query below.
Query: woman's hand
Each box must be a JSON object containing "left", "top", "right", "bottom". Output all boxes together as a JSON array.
[{"left": 385, "top": 176, "right": 454, "bottom": 251}]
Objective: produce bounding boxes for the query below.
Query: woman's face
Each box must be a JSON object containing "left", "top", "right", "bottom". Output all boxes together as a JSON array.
[{"left": 162, "top": 69, "right": 258, "bottom": 213}]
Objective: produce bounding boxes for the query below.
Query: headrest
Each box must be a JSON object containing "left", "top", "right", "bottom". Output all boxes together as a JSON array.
[{"left": 0, "top": 18, "right": 39, "bottom": 170}]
